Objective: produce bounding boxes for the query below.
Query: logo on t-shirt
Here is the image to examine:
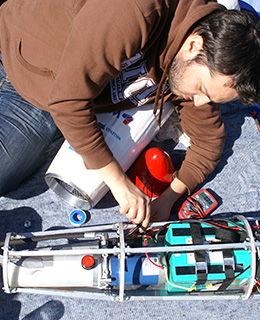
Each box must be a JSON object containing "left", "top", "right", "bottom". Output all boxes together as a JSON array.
[{"left": 110, "top": 52, "right": 159, "bottom": 106}]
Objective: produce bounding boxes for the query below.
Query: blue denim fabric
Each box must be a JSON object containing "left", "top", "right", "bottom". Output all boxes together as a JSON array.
[{"left": 0, "top": 56, "right": 59, "bottom": 196}]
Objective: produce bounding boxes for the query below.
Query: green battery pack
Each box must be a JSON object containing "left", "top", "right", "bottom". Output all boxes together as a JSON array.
[{"left": 165, "top": 222, "right": 251, "bottom": 293}]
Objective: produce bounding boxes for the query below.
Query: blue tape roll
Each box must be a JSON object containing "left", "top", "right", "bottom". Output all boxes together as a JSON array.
[{"left": 69, "top": 209, "right": 87, "bottom": 226}]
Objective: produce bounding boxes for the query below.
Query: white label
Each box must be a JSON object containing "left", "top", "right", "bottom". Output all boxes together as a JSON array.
[
  {"left": 141, "top": 257, "right": 160, "bottom": 276},
  {"left": 187, "top": 251, "right": 224, "bottom": 265}
]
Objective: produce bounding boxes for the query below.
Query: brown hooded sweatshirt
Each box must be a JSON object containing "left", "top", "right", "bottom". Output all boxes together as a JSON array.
[{"left": 0, "top": 0, "right": 226, "bottom": 193}]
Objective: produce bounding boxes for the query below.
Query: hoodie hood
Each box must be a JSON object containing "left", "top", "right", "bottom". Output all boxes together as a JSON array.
[
  {"left": 160, "top": 0, "right": 225, "bottom": 68},
  {"left": 153, "top": 0, "right": 225, "bottom": 127}
]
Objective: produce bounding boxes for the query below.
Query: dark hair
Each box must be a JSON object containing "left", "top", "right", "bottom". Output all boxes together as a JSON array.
[{"left": 192, "top": 9, "right": 260, "bottom": 105}]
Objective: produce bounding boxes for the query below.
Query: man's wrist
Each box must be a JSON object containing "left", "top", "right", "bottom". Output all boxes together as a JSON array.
[
  {"left": 95, "top": 158, "right": 127, "bottom": 188},
  {"left": 169, "top": 177, "right": 187, "bottom": 201}
]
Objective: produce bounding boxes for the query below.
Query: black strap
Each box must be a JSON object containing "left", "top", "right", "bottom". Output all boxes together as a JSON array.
[
  {"left": 215, "top": 223, "right": 236, "bottom": 292},
  {"left": 215, "top": 227, "right": 239, "bottom": 243},
  {"left": 256, "top": 257, "right": 260, "bottom": 280},
  {"left": 217, "top": 249, "right": 235, "bottom": 292},
  {"left": 190, "top": 223, "right": 207, "bottom": 285}
]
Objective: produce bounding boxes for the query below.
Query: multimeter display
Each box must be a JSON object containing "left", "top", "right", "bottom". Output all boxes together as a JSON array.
[{"left": 178, "top": 188, "right": 218, "bottom": 220}]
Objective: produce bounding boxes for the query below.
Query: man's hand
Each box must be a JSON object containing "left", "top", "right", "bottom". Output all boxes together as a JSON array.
[
  {"left": 151, "top": 177, "right": 187, "bottom": 222},
  {"left": 116, "top": 177, "right": 151, "bottom": 228},
  {"left": 96, "top": 159, "right": 151, "bottom": 228}
]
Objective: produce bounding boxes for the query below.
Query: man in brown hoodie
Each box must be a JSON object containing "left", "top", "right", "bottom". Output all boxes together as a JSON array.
[{"left": 0, "top": 0, "right": 260, "bottom": 227}]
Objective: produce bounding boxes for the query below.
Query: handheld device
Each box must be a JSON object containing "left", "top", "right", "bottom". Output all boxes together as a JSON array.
[{"left": 178, "top": 188, "right": 218, "bottom": 220}]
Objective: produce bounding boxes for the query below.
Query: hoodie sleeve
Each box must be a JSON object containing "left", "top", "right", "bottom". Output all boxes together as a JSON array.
[
  {"left": 48, "top": 0, "right": 154, "bottom": 169},
  {"left": 174, "top": 101, "right": 226, "bottom": 193}
]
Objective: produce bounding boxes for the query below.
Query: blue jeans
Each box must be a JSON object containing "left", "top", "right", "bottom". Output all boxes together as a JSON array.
[{"left": 0, "top": 57, "right": 60, "bottom": 196}]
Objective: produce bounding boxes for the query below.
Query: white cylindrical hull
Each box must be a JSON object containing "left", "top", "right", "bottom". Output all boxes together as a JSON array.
[{"left": 45, "top": 103, "right": 175, "bottom": 209}]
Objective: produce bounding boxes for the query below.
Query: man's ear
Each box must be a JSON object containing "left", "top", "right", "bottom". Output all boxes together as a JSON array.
[{"left": 180, "top": 34, "right": 204, "bottom": 59}]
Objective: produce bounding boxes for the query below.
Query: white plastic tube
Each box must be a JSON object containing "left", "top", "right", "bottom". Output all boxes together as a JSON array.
[{"left": 45, "top": 103, "right": 175, "bottom": 209}]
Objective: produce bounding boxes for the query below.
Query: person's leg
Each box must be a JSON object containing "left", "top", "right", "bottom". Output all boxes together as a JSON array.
[{"left": 0, "top": 60, "right": 60, "bottom": 196}]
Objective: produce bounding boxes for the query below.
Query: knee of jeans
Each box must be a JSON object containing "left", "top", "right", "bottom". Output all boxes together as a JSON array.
[{"left": 0, "top": 155, "right": 42, "bottom": 196}]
